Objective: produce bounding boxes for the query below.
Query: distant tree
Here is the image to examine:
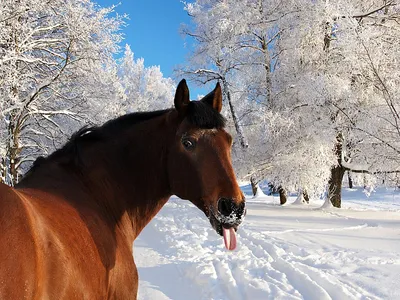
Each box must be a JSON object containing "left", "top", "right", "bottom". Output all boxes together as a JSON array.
[{"left": 118, "top": 45, "right": 175, "bottom": 112}]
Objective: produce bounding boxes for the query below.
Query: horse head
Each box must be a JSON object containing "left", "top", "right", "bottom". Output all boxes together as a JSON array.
[{"left": 167, "top": 79, "right": 246, "bottom": 250}]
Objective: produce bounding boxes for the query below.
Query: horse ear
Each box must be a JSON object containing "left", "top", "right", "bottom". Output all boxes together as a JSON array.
[
  {"left": 174, "top": 79, "right": 190, "bottom": 117},
  {"left": 201, "top": 82, "right": 222, "bottom": 113}
]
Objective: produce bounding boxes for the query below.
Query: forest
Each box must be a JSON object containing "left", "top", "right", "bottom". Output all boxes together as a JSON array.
[{"left": 1, "top": 0, "right": 399, "bottom": 209}]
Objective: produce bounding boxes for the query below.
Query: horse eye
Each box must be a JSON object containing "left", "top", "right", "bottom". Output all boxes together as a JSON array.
[{"left": 182, "top": 138, "right": 195, "bottom": 150}]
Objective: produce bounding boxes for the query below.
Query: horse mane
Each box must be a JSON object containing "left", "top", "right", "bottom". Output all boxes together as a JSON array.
[
  {"left": 24, "top": 102, "right": 226, "bottom": 176},
  {"left": 27, "top": 109, "right": 171, "bottom": 172}
]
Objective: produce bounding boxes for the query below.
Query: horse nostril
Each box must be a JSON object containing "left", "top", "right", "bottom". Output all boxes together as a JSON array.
[{"left": 217, "top": 198, "right": 234, "bottom": 217}]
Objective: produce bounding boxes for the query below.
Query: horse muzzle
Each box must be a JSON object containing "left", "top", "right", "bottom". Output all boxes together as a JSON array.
[{"left": 209, "top": 198, "right": 246, "bottom": 251}]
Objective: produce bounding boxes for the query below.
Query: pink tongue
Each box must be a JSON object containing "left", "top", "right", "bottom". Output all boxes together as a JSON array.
[{"left": 222, "top": 227, "right": 237, "bottom": 251}]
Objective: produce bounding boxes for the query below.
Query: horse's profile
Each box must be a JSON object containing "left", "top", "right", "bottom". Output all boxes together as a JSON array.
[{"left": 0, "top": 79, "right": 245, "bottom": 299}]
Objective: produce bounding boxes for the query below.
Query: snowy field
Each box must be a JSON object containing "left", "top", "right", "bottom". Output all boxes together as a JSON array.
[{"left": 134, "top": 187, "right": 400, "bottom": 300}]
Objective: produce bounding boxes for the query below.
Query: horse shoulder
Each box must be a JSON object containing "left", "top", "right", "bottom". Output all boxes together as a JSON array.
[
  {"left": 0, "top": 182, "right": 138, "bottom": 299},
  {"left": 19, "top": 188, "right": 137, "bottom": 299}
]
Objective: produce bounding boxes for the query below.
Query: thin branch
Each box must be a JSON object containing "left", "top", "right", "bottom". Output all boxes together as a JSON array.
[
  {"left": 359, "top": 36, "right": 400, "bottom": 138},
  {"left": 352, "top": 2, "right": 395, "bottom": 19}
]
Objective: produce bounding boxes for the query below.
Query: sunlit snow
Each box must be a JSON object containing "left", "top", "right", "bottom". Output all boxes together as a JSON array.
[{"left": 135, "top": 186, "right": 400, "bottom": 300}]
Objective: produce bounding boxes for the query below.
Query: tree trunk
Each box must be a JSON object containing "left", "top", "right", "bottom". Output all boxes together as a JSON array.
[
  {"left": 5, "top": 114, "right": 21, "bottom": 186},
  {"left": 257, "top": 1, "right": 273, "bottom": 107},
  {"left": 9, "top": 145, "right": 20, "bottom": 186},
  {"left": 250, "top": 176, "right": 258, "bottom": 196},
  {"left": 328, "top": 132, "right": 346, "bottom": 208},
  {"left": 260, "top": 37, "right": 273, "bottom": 107},
  {"left": 302, "top": 190, "right": 310, "bottom": 203},
  {"left": 328, "top": 165, "right": 346, "bottom": 208},
  {"left": 347, "top": 171, "right": 353, "bottom": 188},
  {"left": 324, "top": 21, "right": 332, "bottom": 51},
  {"left": 268, "top": 182, "right": 278, "bottom": 194},
  {"left": 279, "top": 187, "right": 287, "bottom": 205},
  {"left": 0, "top": 158, "right": 5, "bottom": 184},
  {"left": 221, "top": 79, "right": 248, "bottom": 148}
]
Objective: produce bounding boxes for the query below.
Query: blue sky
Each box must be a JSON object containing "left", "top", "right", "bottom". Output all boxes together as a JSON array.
[{"left": 95, "top": 0, "right": 207, "bottom": 96}]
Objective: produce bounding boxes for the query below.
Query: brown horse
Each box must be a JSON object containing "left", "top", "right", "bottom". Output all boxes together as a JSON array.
[{"left": 0, "top": 79, "right": 245, "bottom": 299}]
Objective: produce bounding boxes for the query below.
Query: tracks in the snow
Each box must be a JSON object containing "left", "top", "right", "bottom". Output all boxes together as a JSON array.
[{"left": 136, "top": 199, "right": 396, "bottom": 300}]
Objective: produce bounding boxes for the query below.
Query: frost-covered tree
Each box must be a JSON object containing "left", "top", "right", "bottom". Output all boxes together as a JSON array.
[
  {"left": 0, "top": 0, "right": 124, "bottom": 185},
  {"left": 182, "top": 0, "right": 333, "bottom": 200},
  {"left": 276, "top": 0, "right": 400, "bottom": 207},
  {"left": 183, "top": 0, "right": 400, "bottom": 207},
  {"left": 118, "top": 45, "right": 175, "bottom": 112},
  {"left": 182, "top": 0, "right": 257, "bottom": 149}
]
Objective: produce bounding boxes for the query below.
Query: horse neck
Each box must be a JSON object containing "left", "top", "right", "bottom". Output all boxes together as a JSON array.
[
  {"left": 19, "top": 111, "right": 177, "bottom": 242},
  {"left": 85, "top": 113, "right": 177, "bottom": 239}
]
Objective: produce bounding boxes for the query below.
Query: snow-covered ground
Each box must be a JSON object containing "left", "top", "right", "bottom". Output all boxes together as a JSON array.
[{"left": 134, "top": 187, "right": 400, "bottom": 300}]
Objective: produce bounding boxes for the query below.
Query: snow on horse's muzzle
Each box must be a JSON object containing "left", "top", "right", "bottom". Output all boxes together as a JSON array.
[
  {"left": 211, "top": 198, "right": 246, "bottom": 251},
  {"left": 217, "top": 198, "right": 246, "bottom": 222}
]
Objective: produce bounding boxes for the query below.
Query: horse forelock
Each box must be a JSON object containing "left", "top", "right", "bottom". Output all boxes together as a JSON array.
[{"left": 186, "top": 101, "right": 226, "bottom": 130}]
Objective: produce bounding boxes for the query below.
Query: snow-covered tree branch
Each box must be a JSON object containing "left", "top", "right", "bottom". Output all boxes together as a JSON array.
[{"left": 0, "top": 0, "right": 125, "bottom": 185}]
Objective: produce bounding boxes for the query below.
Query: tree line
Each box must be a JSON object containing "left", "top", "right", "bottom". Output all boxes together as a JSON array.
[{"left": 2, "top": 0, "right": 399, "bottom": 209}]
